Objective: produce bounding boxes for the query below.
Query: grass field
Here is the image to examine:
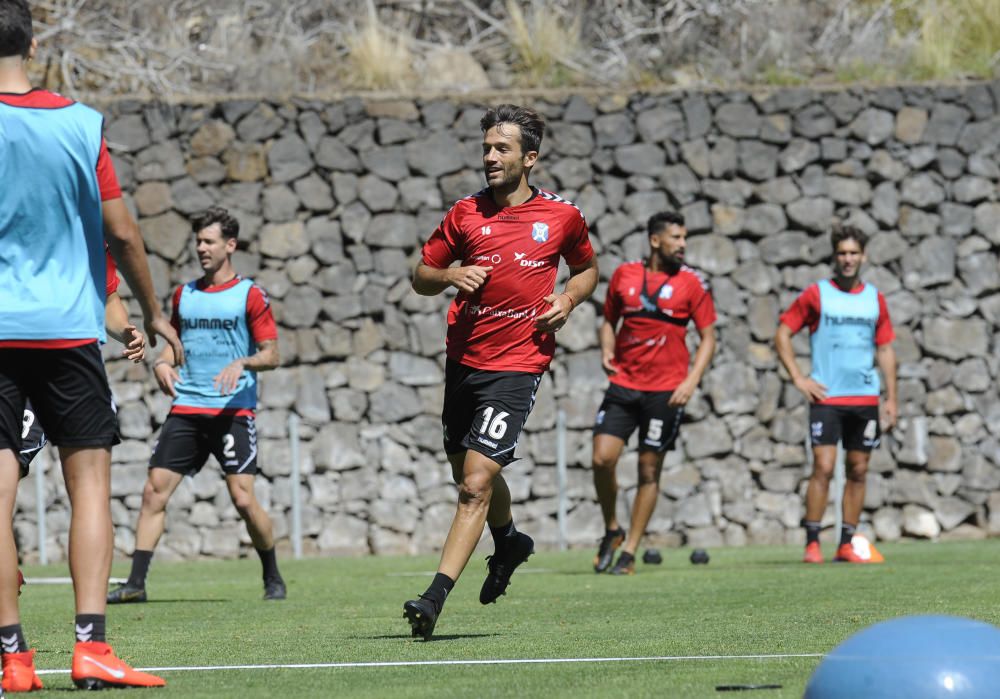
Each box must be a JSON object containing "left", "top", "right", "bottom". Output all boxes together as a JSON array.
[{"left": 15, "top": 539, "right": 1000, "bottom": 698}]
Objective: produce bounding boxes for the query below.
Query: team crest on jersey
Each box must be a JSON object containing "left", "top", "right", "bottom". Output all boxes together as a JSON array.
[
  {"left": 531, "top": 222, "right": 549, "bottom": 243},
  {"left": 659, "top": 285, "right": 674, "bottom": 300}
]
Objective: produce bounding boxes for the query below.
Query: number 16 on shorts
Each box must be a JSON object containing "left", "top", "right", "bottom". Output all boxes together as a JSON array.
[{"left": 475, "top": 406, "right": 509, "bottom": 449}]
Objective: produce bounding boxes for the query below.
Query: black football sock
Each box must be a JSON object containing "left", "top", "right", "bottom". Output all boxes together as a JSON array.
[
  {"left": 422, "top": 573, "right": 455, "bottom": 613},
  {"left": 0, "top": 624, "right": 29, "bottom": 653},
  {"left": 75, "top": 614, "right": 106, "bottom": 643},
  {"left": 840, "top": 522, "right": 857, "bottom": 547},
  {"left": 127, "top": 549, "right": 153, "bottom": 587},
  {"left": 804, "top": 521, "right": 821, "bottom": 545},
  {"left": 256, "top": 546, "right": 282, "bottom": 581},
  {"left": 489, "top": 519, "right": 517, "bottom": 552}
]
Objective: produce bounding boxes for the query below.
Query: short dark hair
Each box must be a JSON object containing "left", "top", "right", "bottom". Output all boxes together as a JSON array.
[
  {"left": 831, "top": 224, "right": 868, "bottom": 252},
  {"left": 191, "top": 206, "right": 239, "bottom": 240},
  {"left": 647, "top": 211, "right": 685, "bottom": 236},
  {"left": 480, "top": 104, "right": 545, "bottom": 154},
  {"left": 0, "top": 0, "right": 32, "bottom": 59}
]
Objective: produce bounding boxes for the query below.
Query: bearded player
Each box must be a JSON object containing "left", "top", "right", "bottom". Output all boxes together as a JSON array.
[{"left": 404, "top": 104, "right": 599, "bottom": 640}]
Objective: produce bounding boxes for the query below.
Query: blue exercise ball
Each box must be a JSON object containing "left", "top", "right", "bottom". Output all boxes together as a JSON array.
[{"left": 804, "top": 615, "right": 1000, "bottom": 698}]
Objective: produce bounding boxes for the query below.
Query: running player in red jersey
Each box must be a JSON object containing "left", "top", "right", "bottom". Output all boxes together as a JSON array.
[
  {"left": 403, "top": 104, "right": 599, "bottom": 640},
  {"left": 775, "top": 225, "right": 897, "bottom": 564},
  {"left": 591, "top": 211, "right": 717, "bottom": 574}
]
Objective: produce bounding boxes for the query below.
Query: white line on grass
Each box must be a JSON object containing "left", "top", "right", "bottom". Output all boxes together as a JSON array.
[
  {"left": 35, "top": 653, "right": 823, "bottom": 675},
  {"left": 24, "top": 577, "right": 127, "bottom": 585}
]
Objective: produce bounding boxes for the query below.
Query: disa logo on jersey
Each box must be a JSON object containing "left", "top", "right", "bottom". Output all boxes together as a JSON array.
[
  {"left": 513, "top": 252, "right": 546, "bottom": 268},
  {"left": 530, "top": 222, "right": 549, "bottom": 243}
]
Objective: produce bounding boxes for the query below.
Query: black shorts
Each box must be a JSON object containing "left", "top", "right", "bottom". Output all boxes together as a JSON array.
[
  {"left": 0, "top": 344, "right": 118, "bottom": 457},
  {"left": 593, "top": 383, "right": 683, "bottom": 453},
  {"left": 151, "top": 413, "right": 259, "bottom": 476},
  {"left": 809, "top": 404, "right": 881, "bottom": 451},
  {"left": 442, "top": 360, "right": 542, "bottom": 468}
]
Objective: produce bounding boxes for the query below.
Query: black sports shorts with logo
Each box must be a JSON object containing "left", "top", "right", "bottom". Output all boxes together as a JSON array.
[
  {"left": 442, "top": 359, "right": 542, "bottom": 468},
  {"left": 809, "top": 403, "right": 881, "bottom": 452},
  {"left": 0, "top": 344, "right": 119, "bottom": 476},
  {"left": 593, "top": 383, "right": 683, "bottom": 453},
  {"left": 150, "top": 413, "right": 259, "bottom": 476}
]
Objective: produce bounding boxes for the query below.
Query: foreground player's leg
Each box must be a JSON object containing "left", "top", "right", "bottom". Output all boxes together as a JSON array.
[
  {"left": 802, "top": 445, "right": 836, "bottom": 564},
  {"left": 1, "top": 449, "right": 43, "bottom": 692},
  {"left": 834, "top": 451, "right": 870, "bottom": 563},
  {"left": 591, "top": 434, "right": 626, "bottom": 573},
  {"left": 611, "top": 450, "right": 665, "bottom": 575},
  {"left": 108, "top": 467, "right": 183, "bottom": 604},
  {"left": 61, "top": 446, "right": 164, "bottom": 689},
  {"left": 226, "top": 474, "right": 285, "bottom": 600}
]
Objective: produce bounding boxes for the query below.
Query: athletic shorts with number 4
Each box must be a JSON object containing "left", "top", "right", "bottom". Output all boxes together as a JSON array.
[
  {"left": 593, "top": 384, "right": 683, "bottom": 453},
  {"left": 151, "top": 413, "right": 259, "bottom": 476},
  {"left": 809, "top": 404, "right": 880, "bottom": 452},
  {"left": 441, "top": 360, "right": 542, "bottom": 468}
]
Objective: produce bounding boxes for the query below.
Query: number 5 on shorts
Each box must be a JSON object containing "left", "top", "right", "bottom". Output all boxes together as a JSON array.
[
  {"left": 647, "top": 418, "right": 663, "bottom": 441},
  {"left": 479, "top": 406, "right": 509, "bottom": 440}
]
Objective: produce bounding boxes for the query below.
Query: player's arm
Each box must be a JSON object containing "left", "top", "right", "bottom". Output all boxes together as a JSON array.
[
  {"left": 104, "top": 291, "right": 146, "bottom": 362},
  {"left": 599, "top": 319, "right": 619, "bottom": 375},
  {"left": 535, "top": 255, "right": 599, "bottom": 333},
  {"left": 668, "top": 324, "right": 717, "bottom": 407},
  {"left": 152, "top": 343, "right": 181, "bottom": 398},
  {"left": 412, "top": 262, "right": 493, "bottom": 296},
  {"left": 775, "top": 322, "right": 827, "bottom": 403},
  {"left": 214, "top": 340, "right": 279, "bottom": 396},
  {"left": 103, "top": 198, "right": 184, "bottom": 364},
  {"left": 876, "top": 343, "right": 898, "bottom": 431}
]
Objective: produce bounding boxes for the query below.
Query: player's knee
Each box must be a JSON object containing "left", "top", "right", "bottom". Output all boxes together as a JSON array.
[
  {"left": 810, "top": 464, "right": 834, "bottom": 482},
  {"left": 141, "top": 481, "right": 170, "bottom": 511},
  {"left": 229, "top": 488, "right": 256, "bottom": 514},
  {"left": 637, "top": 467, "right": 660, "bottom": 486},
  {"left": 592, "top": 452, "right": 617, "bottom": 471},
  {"left": 458, "top": 474, "right": 492, "bottom": 507},
  {"left": 846, "top": 460, "right": 869, "bottom": 482}
]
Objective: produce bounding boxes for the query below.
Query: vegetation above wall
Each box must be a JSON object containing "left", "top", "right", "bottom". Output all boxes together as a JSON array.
[{"left": 26, "top": 0, "right": 1000, "bottom": 98}]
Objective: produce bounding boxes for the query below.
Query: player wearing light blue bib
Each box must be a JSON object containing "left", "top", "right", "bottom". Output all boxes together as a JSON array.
[
  {"left": 1, "top": 4, "right": 178, "bottom": 690},
  {"left": 776, "top": 226, "right": 897, "bottom": 565},
  {"left": 108, "top": 207, "right": 286, "bottom": 605}
]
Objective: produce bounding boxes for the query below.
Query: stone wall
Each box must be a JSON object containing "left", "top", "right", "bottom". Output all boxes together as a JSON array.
[{"left": 14, "top": 82, "right": 1000, "bottom": 561}]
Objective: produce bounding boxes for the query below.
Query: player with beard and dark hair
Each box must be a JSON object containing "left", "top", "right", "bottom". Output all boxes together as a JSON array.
[
  {"left": 775, "top": 225, "right": 897, "bottom": 564},
  {"left": 403, "top": 104, "right": 599, "bottom": 639},
  {"left": 591, "top": 212, "right": 717, "bottom": 575}
]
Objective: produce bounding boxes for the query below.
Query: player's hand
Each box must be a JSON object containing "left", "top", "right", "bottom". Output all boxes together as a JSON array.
[
  {"left": 535, "top": 293, "right": 573, "bottom": 333},
  {"left": 881, "top": 397, "right": 898, "bottom": 432},
  {"left": 669, "top": 378, "right": 697, "bottom": 406},
  {"left": 601, "top": 351, "right": 618, "bottom": 375},
  {"left": 154, "top": 362, "right": 180, "bottom": 398},
  {"left": 447, "top": 265, "right": 492, "bottom": 294},
  {"left": 146, "top": 315, "right": 185, "bottom": 366},
  {"left": 120, "top": 325, "right": 146, "bottom": 363},
  {"left": 793, "top": 376, "right": 828, "bottom": 403},
  {"left": 214, "top": 360, "right": 245, "bottom": 396}
]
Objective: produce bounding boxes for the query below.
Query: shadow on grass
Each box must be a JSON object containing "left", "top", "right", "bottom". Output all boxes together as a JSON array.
[{"left": 362, "top": 633, "right": 499, "bottom": 642}]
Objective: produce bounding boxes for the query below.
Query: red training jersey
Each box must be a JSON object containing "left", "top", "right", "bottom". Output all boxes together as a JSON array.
[
  {"left": 105, "top": 249, "right": 120, "bottom": 296},
  {"left": 168, "top": 276, "right": 278, "bottom": 417},
  {"left": 421, "top": 187, "right": 594, "bottom": 373},
  {"left": 0, "top": 89, "right": 122, "bottom": 349},
  {"left": 603, "top": 261, "right": 716, "bottom": 392},
  {"left": 779, "top": 279, "right": 894, "bottom": 406}
]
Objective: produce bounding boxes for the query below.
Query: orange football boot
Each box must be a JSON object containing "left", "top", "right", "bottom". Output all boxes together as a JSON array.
[
  {"left": 71, "top": 641, "right": 165, "bottom": 689},
  {"left": 833, "top": 542, "right": 867, "bottom": 563},
  {"left": 1, "top": 649, "right": 44, "bottom": 692},
  {"left": 802, "top": 541, "right": 823, "bottom": 564}
]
